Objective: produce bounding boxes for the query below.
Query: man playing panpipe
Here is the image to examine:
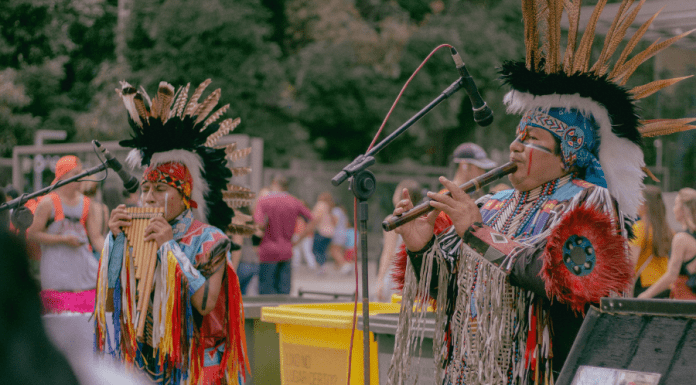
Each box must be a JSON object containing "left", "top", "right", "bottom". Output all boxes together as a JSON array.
[
  {"left": 387, "top": 1, "right": 696, "bottom": 384},
  {"left": 94, "top": 79, "right": 251, "bottom": 384}
]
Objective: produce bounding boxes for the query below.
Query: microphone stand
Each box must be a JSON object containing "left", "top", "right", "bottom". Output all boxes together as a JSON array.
[
  {"left": 0, "top": 162, "right": 109, "bottom": 237},
  {"left": 331, "top": 76, "right": 467, "bottom": 385}
]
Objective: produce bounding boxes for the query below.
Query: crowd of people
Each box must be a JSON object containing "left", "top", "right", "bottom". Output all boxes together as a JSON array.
[{"left": 7, "top": 148, "right": 696, "bottom": 306}]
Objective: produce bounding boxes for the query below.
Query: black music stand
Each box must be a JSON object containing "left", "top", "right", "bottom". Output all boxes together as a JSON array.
[{"left": 558, "top": 297, "right": 696, "bottom": 385}]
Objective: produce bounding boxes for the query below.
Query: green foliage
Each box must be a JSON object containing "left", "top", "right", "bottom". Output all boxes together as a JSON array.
[
  {"left": 117, "top": 0, "right": 302, "bottom": 166},
  {"left": 2, "top": 0, "right": 696, "bottom": 187},
  {"left": 0, "top": 68, "right": 41, "bottom": 155},
  {"left": 285, "top": 0, "right": 523, "bottom": 166},
  {"left": 0, "top": 0, "right": 117, "bottom": 157}
]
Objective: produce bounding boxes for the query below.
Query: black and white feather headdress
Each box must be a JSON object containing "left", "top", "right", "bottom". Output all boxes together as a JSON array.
[{"left": 116, "top": 79, "right": 256, "bottom": 234}]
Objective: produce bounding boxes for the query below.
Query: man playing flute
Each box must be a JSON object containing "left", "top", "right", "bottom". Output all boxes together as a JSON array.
[
  {"left": 94, "top": 79, "right": 250, "bottom": 385},
  {"left": 387, "top": 1, "right": 696, "bottom": 384}
]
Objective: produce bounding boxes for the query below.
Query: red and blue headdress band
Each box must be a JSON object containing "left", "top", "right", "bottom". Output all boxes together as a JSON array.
[
  {"left": 142, "top": 162, "right": 198, "bottom": 209},
  {"left": 517, "top": 108, "right": 606, "bottom": 188}
]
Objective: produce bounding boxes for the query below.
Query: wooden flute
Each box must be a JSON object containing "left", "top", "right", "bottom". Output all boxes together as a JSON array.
[{"left": 382, "top": 161, "right": 517, "bottom": 231}]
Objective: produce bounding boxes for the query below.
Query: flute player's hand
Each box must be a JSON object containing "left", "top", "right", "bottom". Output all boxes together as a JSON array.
[
  {"left": 392, "top": 188, "right": 439, "bottom": 252},
  {"left": 108, "top": 204, "right": 131, "bottom": 237},
  {"left": 428, "top": 176, "right": 481, "bottom": 237}
]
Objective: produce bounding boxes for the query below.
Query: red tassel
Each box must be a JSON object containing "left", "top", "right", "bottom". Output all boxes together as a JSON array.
[
  {"left": 173, "top": 268, "right": 182, "bottom": 365},
  {"left": 226, "top": 263, "right": 249, "bottom": 379},
  {"left": 525, "top": 303, "right": 537, "bottom": 369},
  {"left": 541, "top": 205, "right": 633, "bottom": 314}
]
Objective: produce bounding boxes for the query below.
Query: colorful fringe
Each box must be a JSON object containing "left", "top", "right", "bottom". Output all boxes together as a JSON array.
[{"left": 95, "top": 238, "right": 248, "bottom": 384}]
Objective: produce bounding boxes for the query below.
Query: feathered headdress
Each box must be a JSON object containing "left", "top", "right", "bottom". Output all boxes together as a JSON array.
[
  {"left": 501, "top": 0, "right": 696, "bottom": 218},
  {"left": 116, "top": 79, "right": 256, "bottom": 235}
]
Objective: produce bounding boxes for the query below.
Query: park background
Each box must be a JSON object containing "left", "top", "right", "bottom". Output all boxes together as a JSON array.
[{"left": 2, "top": 0, "right": 696, "bottom": 243}]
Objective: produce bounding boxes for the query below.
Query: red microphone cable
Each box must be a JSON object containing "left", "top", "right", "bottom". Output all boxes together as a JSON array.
[{"left": 345, "top": 43, "right": 453, "bottom": 385}]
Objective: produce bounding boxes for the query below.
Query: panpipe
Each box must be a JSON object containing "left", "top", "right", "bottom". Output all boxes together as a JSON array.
[{"left": 122, "top": 206, "right": 165, "bottom": 339}]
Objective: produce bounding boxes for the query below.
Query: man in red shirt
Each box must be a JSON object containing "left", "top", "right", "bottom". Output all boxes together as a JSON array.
[{"left": 253, "top": 175, "right": 315, "bottom": 294}]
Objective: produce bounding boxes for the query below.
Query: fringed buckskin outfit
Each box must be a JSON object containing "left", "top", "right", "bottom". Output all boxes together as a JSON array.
[
  {"left": 388, "top": 1, "right": 696, "bottom": 384},
  {"left": 392, "top": 177, "right": 628, "bottom": 384},
  {"left": 94, "top": 79, "right": 256, "bottom": 384}
]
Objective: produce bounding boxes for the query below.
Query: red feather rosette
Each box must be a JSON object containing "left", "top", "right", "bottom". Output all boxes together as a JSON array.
[{"left": 541, "top": 205, "right": 632, "bottom": 314}]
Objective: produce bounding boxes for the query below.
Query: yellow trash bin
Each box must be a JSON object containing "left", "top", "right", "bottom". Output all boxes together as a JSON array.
[{"left": 261, "top": 302, "right": 401, "bottom": 385}]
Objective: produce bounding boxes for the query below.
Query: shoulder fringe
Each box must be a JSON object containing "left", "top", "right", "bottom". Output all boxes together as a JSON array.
[{"left": 504, "top": 90, "right": 644, "bottom": 219}]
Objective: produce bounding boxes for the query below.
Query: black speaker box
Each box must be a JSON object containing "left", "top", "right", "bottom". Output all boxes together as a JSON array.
[{"left": 557, "top": 297, "right": 696, "bottom": 385}]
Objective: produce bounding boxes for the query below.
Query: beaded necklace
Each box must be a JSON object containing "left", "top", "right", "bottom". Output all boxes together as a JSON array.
[
  {"left": 488, "top": 175, "right": 572, "bottom": 238},
  {"left": 510, "top": 178, "right": 559, "bottom": 238}
]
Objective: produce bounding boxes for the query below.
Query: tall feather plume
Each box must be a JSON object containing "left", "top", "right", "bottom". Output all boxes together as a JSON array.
[
  {"left": 639, "top": 118, "right": 696, "bottom": 137},
  {"left": 170, "top": 85, "right": 182, "bottom": 108},
  {"left": 572, "top": 0, "right": 608, "bottom": 74},
  {"left": 117, "top": 81, "right": 143, "bottom": 129},
  {"left": 630, "top": 76, "right": 693, "bottom": 100},
  {"left": 223, "top": 189, "right": 256, "bottom": 201},
  {"left": 203, "top": 104, "right": 230, "bottom": 130},
  {"left": 535, "top": 0, "right": 548, "bottom": 70},
  {"left": 220, "top": 143, "right": 237, "bottom": 153},
  {"left": 194, "top": 88, "right": 221, "bottom": 125},
  {"left": 226, "top": 147, "right": 252, "bottom": 162},
  {"left": 133, "top": 93, "right": 150, "bottom": 125},
  {"left": 226, "top": 184, "right": 253, "bottom": 193},
  {"left": 224, "top": 199, "right": 255, "bottom": 209},
  {"left": 150, "top": 82, "right": 176, "bottom": 121},
  {"left": 230, "top": 167, "right": 252, "bottom": 177},
  {"left": 228, "top": 210, "right": 253, "bottom": 224},
  {"left": 223, "top": 185, "right": 256, "bottom": 213},
  {"left": 590, "top": 0, "right": 635, "bottom": 75},
  {"left": 608, "top": 7, "right": 663, "bottom": 79},
  {"left": 522, "top": 0, "right": 539, "bottom": 70},
  {"left": 150, "top": 89, "right": 162, "bottom": 120},
  {"left": 562, "top": 0, "right": 581, "bottom": 74},
  {"left": 138, "top": 85, "right": 152, "bottom": 110},
  {"left": 205, "top": 117, "right": 241, "bottom": 147},
  {"left": 173, "top": 83, "right": 190, "bottom": 118},
  {"left": 545, "top": 0, "right": 563, "bottom": 74},
  {"left": 226, "top": 223, "right": 259, "bottom": 236},
  {"left": 593, "top": 0, "right": 646, "bottom": 77},
  {"left": 184, "top": 79, "right": 212, "bottom": 117},
  {"left": 612, "top": 29, "right": 696, "bottom": 86}
]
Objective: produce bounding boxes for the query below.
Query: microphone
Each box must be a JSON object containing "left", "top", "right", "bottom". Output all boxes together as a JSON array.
[
  {"left": 450, "top": 47, "right": 494, "bottom": 127},
  {"left": 92, "top": 140, "right": 139, "bottom": 193}
]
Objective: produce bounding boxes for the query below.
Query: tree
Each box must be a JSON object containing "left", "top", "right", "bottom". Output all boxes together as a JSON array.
[
  {"left": 0, "top": 0, "right": 118, "bottom": 156},
  {"left": 284, "top": 0, "right": 524, "bottom": 165}
]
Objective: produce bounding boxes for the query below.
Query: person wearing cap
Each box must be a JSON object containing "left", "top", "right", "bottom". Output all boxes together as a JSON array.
[
  {"left": 451, "top": 142, "right": 497, "bottom": 184},
  {"left": 446, "top": 142, "right": 498, "bottom": 200},
  {"left": 26, "top": 155, "right": 104, "bottom": 314}
]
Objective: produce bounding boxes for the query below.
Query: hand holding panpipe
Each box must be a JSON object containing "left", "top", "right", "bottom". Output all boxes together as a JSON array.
[{"left": 382, "top": 161, "right": 517, "bottom": 231}]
